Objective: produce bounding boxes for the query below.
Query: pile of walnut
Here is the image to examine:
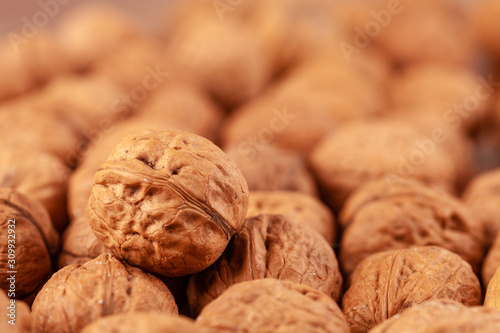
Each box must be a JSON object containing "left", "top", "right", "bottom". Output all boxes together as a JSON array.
[{"left": 2, "top": 0, "right": 500, "bottom": 332}]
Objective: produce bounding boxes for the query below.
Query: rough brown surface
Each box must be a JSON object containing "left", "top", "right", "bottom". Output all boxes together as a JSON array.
[
  {"left": 88, "top": 129, "right": 249, "bottom": 277},
  {"left": 32, "top": 253, "right": 178, "bottom": 333},
  {"left": 247, "top": 191, "right": 336, "bottom": 243},
  {"left": 195, "top": 279, "right": 349, "bottom": 333},
  {"left": 0, "top": 289, "right": 32, "bottom": 333},
  {"left": 0, "top": 188, "right": 58, "bottom": 301},
  {"left": 187, "top": 214, "right": 342, "bottom": 316},
  {"left": 342, "top": 246, "right": 482, "bottom": 333},
  {"left": 371, "top": 300, "right": 500, "bottom": 333},
  {"left": 483, "top": 233, "right": 500, "bottom": 287},
  {"left": 225, "top": 145, "right": 318, "bottom": 196},
  {"left": 339, "top": 179, "right": 485, "bottom": 275},
  {"left": 310, "top": 120, "right": 459, "bottom": 211},
  {"left": 81, "top": 312, "right": 205, "bottom": 333}
]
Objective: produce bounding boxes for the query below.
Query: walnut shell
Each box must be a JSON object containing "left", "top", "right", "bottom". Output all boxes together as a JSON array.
[
  {"left": 310, "top": 120, "right": 458, "bottom": 210},
  {"left": 225, "top": 145, "right": 318, "bottom": 196},
  {"left": 0, "top": 289, "right": 32, "bottom": 333},
  {"left": 247, "top": 190, "right": 336, "bottom": 243},
  {"left": 339, "top": 179, "right": 485, "bottom": 275},
  {"left": 81, "top": 312, "right": 206, "bottom": 333},
  {"left": 32, "top": 253, "right": 178, "bottom": 333},
  {"left": 195, "top": 279, "right": 349, "bottom": 333},
  {"left": 371, "top": 300, "right": 500, "bottom": 333},
  {"left": 485, "top": 266, "right": 500, "bottom": 311},
  {"left": 187, "top": 214, "right": 342, "bottom": 316},
  {"left": 475, "top": 0, "right": 500, "bottom": 59},
  {"left": 342, "top": 246, "right": 482, "bottom": 333},
  {"left": 483, "top": 233, "right": 500, "bottom": 287},
  {"left": 0, "top": 188, "right": 58, "bottom": 301},
  {"left": 88, "top": 129, "right": 249, "bottom": 277}
]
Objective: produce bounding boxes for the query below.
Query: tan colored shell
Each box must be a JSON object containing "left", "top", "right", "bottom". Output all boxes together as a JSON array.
[
  {"left": 371, "top": 300, "right": 500, "bottom": 333},
  {"left": 196, "top": 279, "right": 349, "bottom": 333},
  {"left": 247, "top": 191, "right": 335, "bottom": 243},
  {"left": 81, "top": 312, "right": 206, "bottom": 333},
  {"left": 310, "top": 120, "right": 458, "bottom": 210},
  {"left": 485, "top": 266, "right": 500, "bottom": 311},
  {"left": 225, "top": 145, "right": 318, "bottom": 197},
  {"left": 32, "top": 253, "right": 178, "bottom": 333},
  {"left": 187, "top": 214, "right": 342, "bottom": 316},
  {"left": 88, "top": 129, "right": 249, "bottom": 277},
  {"left": 339, "top": 179, "right": 485, "bottom": 275},
  {"left": 483, "top": 233, "right": 500, "bottom": 287},
  {"left": 342, "top": 246, "right": 482, "bottom": 333},
  {"left": 0, "top": 188, "right": 58, "bottom": 301},
  {"left": 0, "top": 289, "right": 32, "bottom": 333}
]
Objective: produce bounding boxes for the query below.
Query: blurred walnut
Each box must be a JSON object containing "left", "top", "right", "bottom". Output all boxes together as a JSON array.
[
  {"left": 342, "top": 246, "right": 482, "bottom": 333},
  {"left": 247, "top": 191, "right": 335, "bottom": 243},
  {"left": 371, "top": 300, "right": 500, "bottom": 333},
  {"left": 196, "top": 279, "right": 349, "bottom": 333},
  {"left": 32, "top": 254, "right": 178, "bottom": 333},
  {"left": 88, "top": 130, "right": 248, "bottom": 277},
  {"left": 187, "top": 214, "right": 342, "bottom": 316},
  {"left": 0, "top": 289, "right": 32, "bottom": 333},
  {"left": 475, "top": 0, "right": 500, "bottom": 59},
  {"left": 225, "top": 145, "right": 318, "bottom": 196},
  {"left": 0, "top": 188, "right": 58, "bottom": 302},
  {"left": 483, "top": 234, "right": 500, "bottom": 287},
  {"left": 339, "top": 179, "right": 485, "bottom": 275}
]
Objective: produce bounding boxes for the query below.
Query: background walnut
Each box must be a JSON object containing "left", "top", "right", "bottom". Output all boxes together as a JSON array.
[
  {"left": 88, "top": 129, "right": 249, "bottom": 277},
  {"left": 247, "top": 191, "right": 336, "bottom": 243},
  {"left": 485, "top": 266, "right": 500, "bottom": 311},
  {"left": 195, "top": 279, "right": 349, "bottom": 333},
  {"left": 187, "top": 214, "right": 342, "bottom": 316},
  {"left": 342, "top": 246, "right": 482, "bottom": 333},
  {"left": 371, "top": 300, "right": 500, "bottom": 333},
  {"left": 0, "top": 188, "right": 58, "bottom": 302},
  {"left": 81, "top": 312, "right": 206, "bottom": 333},
  {"left": 483, "top": 233, "right": 500, "bottom": 286},
  {"left": 1, "top": 289, "right": 32, "bottom": 333},
  {"left": 339, "top": 179, "right": 485, "bottom": 276},
  {"left": 32, "top": 253, "right": 178, "bottom": 333}
]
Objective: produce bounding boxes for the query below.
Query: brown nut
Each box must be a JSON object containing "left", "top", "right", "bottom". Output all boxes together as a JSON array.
[
  {"left": 310, "top": 120, "right": 458, "bottom": 211},
  {"left": 483, "top": 233, "right": 500, "bottom": 287},
  {"left": 88, "top": 129, "right": 249, "bottom": 277},
  {"left": 225, "top": 145, "right": 318, "bottom": 196},
  {"left": 342, "top": 246, "right": 482, "bottom": 333},
  {"left": 0, "top": 289, "right": 32, "bottom": 333},
  {"left": 463, "top": 168, "right": 500, "bottom": 247},
  {"left": 0, "top": 188, "right": 58, "bottom": 302},
  {"left": 475, "top": 0, "right": 500, "bottom": 59},
  {"left": 485, "top": 266, "right": 500, "bottom": 311},
  {"left": 187, "top": 214, "right": 342, "bottom": 316},
  {"left": 32, "top": 253, "right": 178, "bottom": 333},
  {"left": 81, "top": 312, "right": 207, "bottom": 333},
  {"left": 339, "top": 179, "right": 485, "bottom": 276},
  {"left": 195, "top": 279, "right": 349, "bottom": 333},
  {"left": 371, "top": 300, "right": 500, "bottom": 333},
  {"left": 247, "top": 190, "right": 336, "bottom": 243}
]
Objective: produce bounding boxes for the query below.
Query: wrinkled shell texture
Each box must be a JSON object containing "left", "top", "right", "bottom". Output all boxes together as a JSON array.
[
  {"left": 187, "top": 214, "right": 342, "bottom": 316},
  {"left": 1, "top": 287, "right": 32, "bottom": 333},
  {"left": 485, "top": 266, "right": 500, "bottom": 311},
  {"left": 339, "top": 179, "right": 485, "bottom": 276},
  {"left": 88, "top": 129, "right": 249, "bottom": 277},
  {"left": 310, "top": 120, "right": 458, "bottom": 210},
  {"left": 32, "top": 253, "right": 178, "bottom": 333},
  {"left": 196, "top": 279, "right": 349, "bottom": 333},
  {"left": 225, "top": 145, "right": 318, "bottom": 196},
  {"left": 0, "top": 188, "right": 58, "bottom": 301},
  {"left": 247, "top": 190, "right": 336, "bottom": 243},
  {"left": 483, "top": 233, "right": 500, "bottom": 286},
  {"left": 370, "top": 300, "right": 500, "bottom": 333},
  {"left": 342, "top": 246, "right": 482, "bottom": 333},
  {"left": 81, "top": 312, "right": 204, "bottom": 333}
]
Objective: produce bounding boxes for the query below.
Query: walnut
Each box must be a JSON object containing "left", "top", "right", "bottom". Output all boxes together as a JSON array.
[
  {"left": 475, "top": 0, "right": 500, "bottom": 59},
  {"left": 339, "top": 179, "right": 485, "bottom": 275},
  {"left": 88, "top": 129, "right": 249, "bottom": 277},
  {"left": 81, "top": 312, "right": 207, "bottom": 333},
  {"left": 0, "top": 188, "right": 58, "bottom": 302},
  {"left": 0, "top": 289, "right": 32, "bottom": 333},
  {"left": 187, "top": 214, "right": 342, "bottom": 316},
  {"left": 485, "top": 265, "right": 500, "bottom": 311},
  {"left": 342, "top": 246, "right": 482, "bottom": 333},
  {"left": 225, "top": 145, "right": 318, "bottom": 196},
  {"left": 370, "top": 300, "right": 500, "bottom": 333},
  {"left": 196, "top": 279, "right": 349, "bottom": 333},
  {"left": 32, "top": 253, "right": 178, "bottom": 333},
  {"left": 247, "top": 191, "right": 336, "bottom": 243},
  {"left": 463, "top": 168, "right": 500, "bottom": 247},
  {"left": 310, "top": 120, "right": 459, "bottom": 210},
  {"left": 483, "top": 233, "right": 500, "bottom": 286}
]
